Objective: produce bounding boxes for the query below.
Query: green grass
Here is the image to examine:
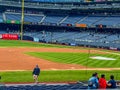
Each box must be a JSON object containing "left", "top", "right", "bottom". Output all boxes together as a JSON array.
[
  {"left": 0, "top": 70, "right": 120, "bottom": 83},
  {"left": 1, "top": 40, "right": 120, "bottom": 54},
  {"left": 1, "top": 40, "right": 120, "bottom": 83},
  {"left": 26, "top": 52, "right": 120, "bottom": 68},
  {"left": 0, "top": 40, "right": 71, "bottom": 48}
]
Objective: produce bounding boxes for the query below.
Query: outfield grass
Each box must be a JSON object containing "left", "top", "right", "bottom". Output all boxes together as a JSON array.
[
  {"left": 26, "top": 52, "right": 120, "bottom": 68},
  {"left": 0, "top": 70, "right": 120, "bottom": 83},
  {"left": 0, "top": 40, "right": 72, "bottom": 48},
  {"left": 1, "top": 40, "right": 120, "bottom": 54}
]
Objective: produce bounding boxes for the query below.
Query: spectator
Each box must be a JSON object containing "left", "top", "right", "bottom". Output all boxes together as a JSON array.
[
  {"left": 99, "top": 74, "right": 107, "bottom": 89},
  {"left": 88, "top": 72, "right": 99, "bottom": 89},
  {"left": 32, "top": 65, "right": 40, "bottom": 84},
  {"left": 107, "top": 75, "right": 117, "bottom": 89}
]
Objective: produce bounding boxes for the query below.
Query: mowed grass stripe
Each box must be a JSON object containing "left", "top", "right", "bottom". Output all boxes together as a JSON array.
[
  {"left": 64, "top": 53, "right": 86, "bottom": 64},
  {"left": 26, "top": 52, "right": 120, "bottom": 68},
  {"left": 0, "top": 40, "right": 72, "bottom": 48},
  {"left": 46, "top": 53, "right": 75, "bottom": 63},
  {"left": 1, "top": 70, "right": 120, "bottom": 83}
]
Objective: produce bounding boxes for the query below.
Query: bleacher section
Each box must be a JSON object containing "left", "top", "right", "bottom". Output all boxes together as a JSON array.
[
  {"left": 62, "top": 16, "right": 85, "bottom": 25},
  {"left": 22, "top": 30, "right": 120, "bottom": 49},
  {"left": 77, "top": 16, "right": 105, "bottom": 27},
  {"left": 24, "top": 15, "right": 43, "bottom": 23},
  {"left": 95, "top": 16, "right": 120, "bottom": 27},
  {"left": 5, "top": 13, "right": 44, "bottom": 23},
  {"left": 43, "top": 15, "right": 65, "bottom": 24},
  {"left": 3, "top": 12, "right": 120, "bottom": 28}
]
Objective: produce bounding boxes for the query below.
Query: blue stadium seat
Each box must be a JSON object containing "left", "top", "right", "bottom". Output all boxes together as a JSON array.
[{"left": 43, "top": 15, "right": 65, "bottom": 24}]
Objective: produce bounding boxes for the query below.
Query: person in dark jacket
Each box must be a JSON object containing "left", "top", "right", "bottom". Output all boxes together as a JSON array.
[
  {"left": 107, "top": 75, "right": 117, "bottom": 89},
  {"left": 32, "top": 65, "right": 40, "bottom": 83}
]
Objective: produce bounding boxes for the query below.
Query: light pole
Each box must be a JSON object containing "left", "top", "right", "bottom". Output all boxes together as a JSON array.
[{"left": 21, "top": 0, "right": 24, "bottom": 40}]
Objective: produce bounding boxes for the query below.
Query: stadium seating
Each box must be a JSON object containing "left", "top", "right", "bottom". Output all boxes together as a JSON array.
[
  {"left": 6, "top": 13, "right": 21, "bottom": 21},
  {"left": 3, "top": 12, "right": 120, "bottom": 28},
  {"left": 77, "top": 16, "right": 105, "bottom": 27},
  {"left": 5, "top": 13, "right": 43, "bottom": 23},
  {"left": 95, "top": 16, "right": 120, "bottom": 27},
  {"left": 43, "top": 15, "right": 65, "bottom": 24},
  {"left": 23, "top": 30, "right": 120, "bottom": 49},
  {"left": 0, "top": 31, "right": 6, "bottom": 34},
  {"left": 25, "top": 15, "right": 43, "bottom": 23},
  {"left": 0, "top": 13, "right": 3, "bottom": 22},
  {"left": 62, "top": 15, "right": 85, "bottom": 25},
  {"left": 0, "top": 27, "right": 120, "bottom": 49}
]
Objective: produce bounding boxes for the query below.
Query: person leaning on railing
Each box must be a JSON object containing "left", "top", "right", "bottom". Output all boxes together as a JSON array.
[{"left": 107, "top": 75, "right": 117, "bottom": 89}]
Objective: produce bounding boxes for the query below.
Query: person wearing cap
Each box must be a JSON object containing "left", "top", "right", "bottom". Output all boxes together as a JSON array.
[{"left": 32, "top": 65, "right": 40, "bottom": 84}]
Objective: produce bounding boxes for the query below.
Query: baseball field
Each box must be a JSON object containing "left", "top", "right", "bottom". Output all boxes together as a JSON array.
[{"left": 0, "top": 40, "right": 120, "bottom": 83}]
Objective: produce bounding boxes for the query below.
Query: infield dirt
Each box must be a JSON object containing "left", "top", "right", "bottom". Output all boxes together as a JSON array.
[{"left": 0, "top": 47, "right": 119, "bottom": 71}]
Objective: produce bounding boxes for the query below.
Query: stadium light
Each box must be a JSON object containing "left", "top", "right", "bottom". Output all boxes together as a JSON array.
[{"left": 21, "top": 0, "right": 24, "bottom": 40}]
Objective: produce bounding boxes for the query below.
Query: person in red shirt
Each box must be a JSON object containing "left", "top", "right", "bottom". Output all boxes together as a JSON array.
[{"left": 99, "top": 74, "right": 107, "bottom": 89}]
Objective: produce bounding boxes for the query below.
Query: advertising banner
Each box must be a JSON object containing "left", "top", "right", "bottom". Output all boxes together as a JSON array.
[
  {"left": 75, "top": 23, "right": 87, "bottom": 28},
  {"left": 2, "top": 34, "right": 18, "bottom": 40}
]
